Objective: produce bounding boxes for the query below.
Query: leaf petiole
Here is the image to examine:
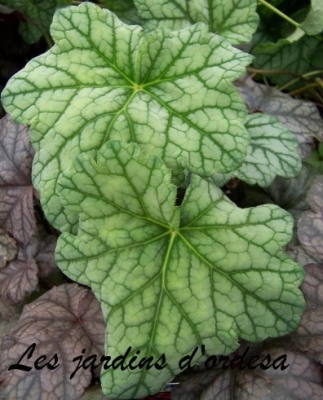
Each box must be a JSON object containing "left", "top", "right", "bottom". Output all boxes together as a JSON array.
[{"left": 257, "top": 0, "right": 301, "bottom": 30}]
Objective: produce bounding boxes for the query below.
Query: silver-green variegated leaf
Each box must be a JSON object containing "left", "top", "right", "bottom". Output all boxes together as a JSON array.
[
  {"left": 211, "top": 114, "right": 301, "bottom": 187},
  {"left": 56, "top": 140, "right": 305, "bottom": 399},
  {"left": 134, "top": 0, "right": 259, "bottom": 45},
  {"left": 236, "top": 75, "right": 323, "bottom": 158},
  {"left": 1, "top": 2, "right": 251, "bottom": 232},
  {"left": 300, "top": 0, "right": 323, "bottom": 35}
]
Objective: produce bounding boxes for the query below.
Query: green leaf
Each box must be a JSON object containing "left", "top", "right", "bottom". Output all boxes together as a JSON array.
[
  {"left": 56, "top": 140, "right": 305, "bottom": 399},
  {"left": 305, "top": 149, "right": 323, "bottom": 174},
  {"left": 300, "top": 0, "right": 323, "bottom": 35},
  {"left": 236, "top": 76, "right": 323, "bottom": 158},
  {"left": 98, "top": 0, "right": 141, "bottom": 25},
  {"left": 252, "top": 36, "right": 321, "bottom": 86},
  {"left": 211, "top": 114, "right": 302, "bottom": 187},
  {"left": 234, "top": 114, "right": 301, "bottom": 186},
  {"left": 1, "top": 2, "right": 251, "bottom": 231},
  {"left": 0, "top": 0, "right": 72, "bottom": 44},
  {"left": 134, "top": 0, "right": 259, "bottom": 44}
]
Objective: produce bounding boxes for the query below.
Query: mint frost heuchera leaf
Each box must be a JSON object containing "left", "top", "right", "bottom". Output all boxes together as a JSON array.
[
  {"left": 134, "top": 0, "right": 259, "bottom": 45},
  {"left": 1, "top": 1, "right": 251, "bottom": 231},
  {"left": 211, "top": 113, "right": 301, "bottom": 187},
  {"left": 300, "top": 0, "right": 323, "bottom": 35},
  {"left": 56, "top": 140, "right": 305, "bottom": 399},
  {"left": 232, "top": 114, "right": 301, "bottom": 186},
  {"left": 235, "top": 76, "right": 323, "bottom": 158}
]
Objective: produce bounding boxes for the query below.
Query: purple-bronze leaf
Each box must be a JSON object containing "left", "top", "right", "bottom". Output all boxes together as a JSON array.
[
  {"left": 0, "top": 227, "right": 17, "bottom": 269},
  {"left": 0, "top": 296, "right": 20, "bottom": 344},
  {"left": 80, "top": 384, "right": 113, "bottom": 399},
  {"left": 298, "top": 176, "right": 323, "bottom": 262},
  {"left": 236, "top": 76, "right": 322, "bottom": 158},
  {"left": 0, "top": 229, "right": 59, "bottom": 303},
  {"left": 23, "top": 229, "right": 57, "bottom": 278},
  {"left": 292, "top": 264, "right": 323, "bottom": 364},
  {"left": 0, "top": 284, "right": 105, "bottom": 400},
  {"left": 0, "top": 115, "right": 36, "bottom": 243},
  {"left": 286, "top": 233, "right": 317, "bottom": 266},
  {"left": 0, "top": 243, "right": 38, "bottom": 303},
  {"left": 172, "top": 347, "right": 323, "bottom": 400}
]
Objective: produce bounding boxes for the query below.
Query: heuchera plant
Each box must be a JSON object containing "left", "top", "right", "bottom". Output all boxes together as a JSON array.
[{"left": 1, "top": 2, "right": 306, "bottom": 398}]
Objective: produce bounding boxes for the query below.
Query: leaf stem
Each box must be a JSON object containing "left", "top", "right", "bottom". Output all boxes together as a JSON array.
[
  {"left": 288, "top": 82, "right": 322, "bottom": 96},
  {"left": 247, "top": 67, "right": 304, "bottom": 79},
  {"left": 43, "top": 32, "right": 54, "bottom": 48},
  {"left": 257, "top": 0, "right": 301, "bottom": 29},
  {"left": 278, "top": 70, "right": 323, "bottom": 91}
]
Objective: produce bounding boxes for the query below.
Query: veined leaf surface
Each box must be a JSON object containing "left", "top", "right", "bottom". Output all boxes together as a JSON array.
[
  {"left": 134, "top": 0, "right": 259, "bottom": 44},
  {"left": 211, "top": 113, "right": 302, "bottom": 187},
  {"left": 1, "top": 2, "right": 251, "bottom": 232},
  {"left": 56, "top": 140, "right": 305, "bottom": 399}
]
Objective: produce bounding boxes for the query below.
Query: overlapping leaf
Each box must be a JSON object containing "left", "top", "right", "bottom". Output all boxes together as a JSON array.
[
  {"left": 298, "top": 176, "right": 323, "bottom": 262},
  {"left": 0, "top": 248, "right": 38, "bottom": 304},
  {"left": 300, "top": 0, "right": 323, "bottom": 35},
  {"left": 0, "top": 297, "right": 20, "bottom": 347},
  {"left": 236, "top": 76, "right": 323, "bottom": 157},
  {"left": 286, "top": 235, "right": 317, "bottom": 266},
  {"left": 240, "top": 164, "right": 318, "bottom": 220},
  {"left": 211, "top": 113, "right": 301, "bottom": 187},
  {"left": 99, "top": 0, "right": 141, "bottom": 25},
  {"left": 292, "top": 264, "right": 323, "bottom": 364},
  {"left": 0, "top": 0, "right": 73, "bottom": 43},
  {"left": 0, "top": 284, "right": 105, "bottom": 400},
  {"left": 305, "top": 143, "right": 323, "bottom": 173},
  {"left": 24, "top": 228, "right": 57, "bottom": 278},
  {"left": 0, "top": 229, "right": 57, "bottom": 303},
  {"left": 134, "top": 0, "right": 259, "bottom": 44},
  {"left": 237, "top": 165, "right": 319, "bottom": 264},
  {"left": 56, "top": 140, "right": 305, "bottom": 398},
  {"left": 1, "top": 2, "right": 251, "bottom": 232},
  {"left": 0, "top": 228, "right": 17, "bottom": 269},
  {"left": 80, "top": 385, "right": 113, "bottom": 400},
  {"left": 172, "top": 346, "right": 323, "bottom": 399},
  {"left": 252, "top": 36, "right": 321, "bottom": 86},
  {"left": 0, "top": 115, "right": 36, "bottom": 243}
]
